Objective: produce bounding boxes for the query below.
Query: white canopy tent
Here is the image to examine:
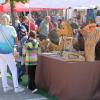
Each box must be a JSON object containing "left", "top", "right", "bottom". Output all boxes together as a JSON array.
[
  {"left": 88, "top": 0, "right": 100, "bottom": 6},
  {"left": 29, "top": 0, "right": 100, "bottom": 9},
  {"left": 65, "top": 0, "right": 100, "bottom": 9},
  {"left": 29, "top": 0, "right": 68, "bottom": 9}
]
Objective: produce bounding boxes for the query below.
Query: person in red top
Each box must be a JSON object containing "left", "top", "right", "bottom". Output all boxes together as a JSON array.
[
  {"left": 29, "top": 21, "right": 35, "bottom": 32},
  {"left": 22, "top": 16, "right": 36, "bottom": 33},
  {"left": 27, "top": 16, "right": 36, "bottom": 32}
]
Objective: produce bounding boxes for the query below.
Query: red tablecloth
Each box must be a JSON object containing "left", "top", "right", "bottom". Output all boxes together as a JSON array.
[{"left": 35, "top": 55, "right": 100, "bottom": 100}]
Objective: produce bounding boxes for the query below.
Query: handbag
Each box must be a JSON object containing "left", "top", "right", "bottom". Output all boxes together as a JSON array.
[{"left": 0, "top": 27, "right": 19, "bottom": 61}]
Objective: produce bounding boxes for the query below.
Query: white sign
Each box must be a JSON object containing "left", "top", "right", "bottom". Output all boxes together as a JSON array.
[{"left": 0, "top": 0, "right": 5, "bottom": 4}]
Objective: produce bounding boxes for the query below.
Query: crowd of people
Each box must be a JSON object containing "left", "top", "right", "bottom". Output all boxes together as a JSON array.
[{"left": 0, "top": 8, "right": 100, "bottom": 94}]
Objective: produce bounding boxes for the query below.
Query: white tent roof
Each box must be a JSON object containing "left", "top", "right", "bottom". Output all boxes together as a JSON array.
[
  {"left": 66, "top": 0, "right": 100, "bottom": 8},
  {"left": 29, "top": 0, "right": 100, "bottom": 9},
  {"left": 29, "top": 0, "right": 68, "bottom": 8}
]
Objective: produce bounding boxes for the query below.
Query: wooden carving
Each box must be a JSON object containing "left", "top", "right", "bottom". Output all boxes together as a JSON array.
[
  {"left": 57, "top": 21, "right": 73, "bottom": 37},
  {"left": 81, "top": 25, "right": 100, "bottom": 61},
  {"left": 40, "top": 21, "right": 73, "bottom": 52}
]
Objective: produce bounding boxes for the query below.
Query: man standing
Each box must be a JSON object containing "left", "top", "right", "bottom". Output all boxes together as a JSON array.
[
  {"left": 0, "top": 14, "right": 24, "bottom": 93},
  {"left": 38, "top": 16, "right": 51, "bottom": 41}
]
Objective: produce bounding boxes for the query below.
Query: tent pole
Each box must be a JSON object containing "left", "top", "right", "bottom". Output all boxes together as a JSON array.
[
  {"left": 28, "top": 8, "right": 31, "bottom": 33},
  {"left": 65, "top": 9, "right": 67, "bottom": 20},
  {"left": 46, "top": 10, "right": 48, "bottom": 16}
]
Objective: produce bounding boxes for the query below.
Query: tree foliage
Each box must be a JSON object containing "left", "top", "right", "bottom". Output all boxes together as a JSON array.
[
  {"left": 9, "top": 0, "right": 29, "bottom": 26},
  {"left": 5, "top": 0, "right": 28, "bottom": 3},
  {"left": 13, "top": 0, "right": 28, "bottom": 3}
]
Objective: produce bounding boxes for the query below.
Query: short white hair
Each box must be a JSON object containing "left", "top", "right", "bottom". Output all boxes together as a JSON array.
[{"left": 2, "top": 14, "right": 11, "bottom": 22}]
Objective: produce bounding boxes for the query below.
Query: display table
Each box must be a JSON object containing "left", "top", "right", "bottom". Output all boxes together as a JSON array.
[{"left": 35, "top": 54, "right": 100, "bottom": 100}]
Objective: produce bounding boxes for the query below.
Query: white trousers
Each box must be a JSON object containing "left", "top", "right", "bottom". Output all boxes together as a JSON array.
[{"left": 0, "top": 53, "right": 19, "bottom": 88}]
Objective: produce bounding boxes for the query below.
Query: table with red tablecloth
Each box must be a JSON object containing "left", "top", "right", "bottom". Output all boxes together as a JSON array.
[{"left": 35, "top": 54, "right": 100, "bottom": 100}]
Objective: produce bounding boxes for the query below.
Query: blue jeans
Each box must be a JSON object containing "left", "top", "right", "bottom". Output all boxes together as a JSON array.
[{"left": 17, "top": 62, "right": 25, "bottom": 82}]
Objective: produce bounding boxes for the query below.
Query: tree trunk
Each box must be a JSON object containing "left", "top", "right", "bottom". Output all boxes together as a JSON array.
[{"left": 10, "top": 0, "right": 15, "bottom": 27}]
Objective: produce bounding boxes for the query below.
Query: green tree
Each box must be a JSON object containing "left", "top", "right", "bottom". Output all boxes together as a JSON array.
[
  {"left": 13, "top": 0, "right": 28, "bottom": 3},
  {"left": 6, "top": 0, "right": 28, "bottom": 26}
]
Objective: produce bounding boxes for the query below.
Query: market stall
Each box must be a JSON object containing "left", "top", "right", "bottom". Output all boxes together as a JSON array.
[{"left": 29, "top": 0, "right": 100, "bottom": 99}]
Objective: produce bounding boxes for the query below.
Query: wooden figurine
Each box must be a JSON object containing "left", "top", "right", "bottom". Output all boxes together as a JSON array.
[{"left": 81, "top": 24, "right": 100, "bottom": 61}]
